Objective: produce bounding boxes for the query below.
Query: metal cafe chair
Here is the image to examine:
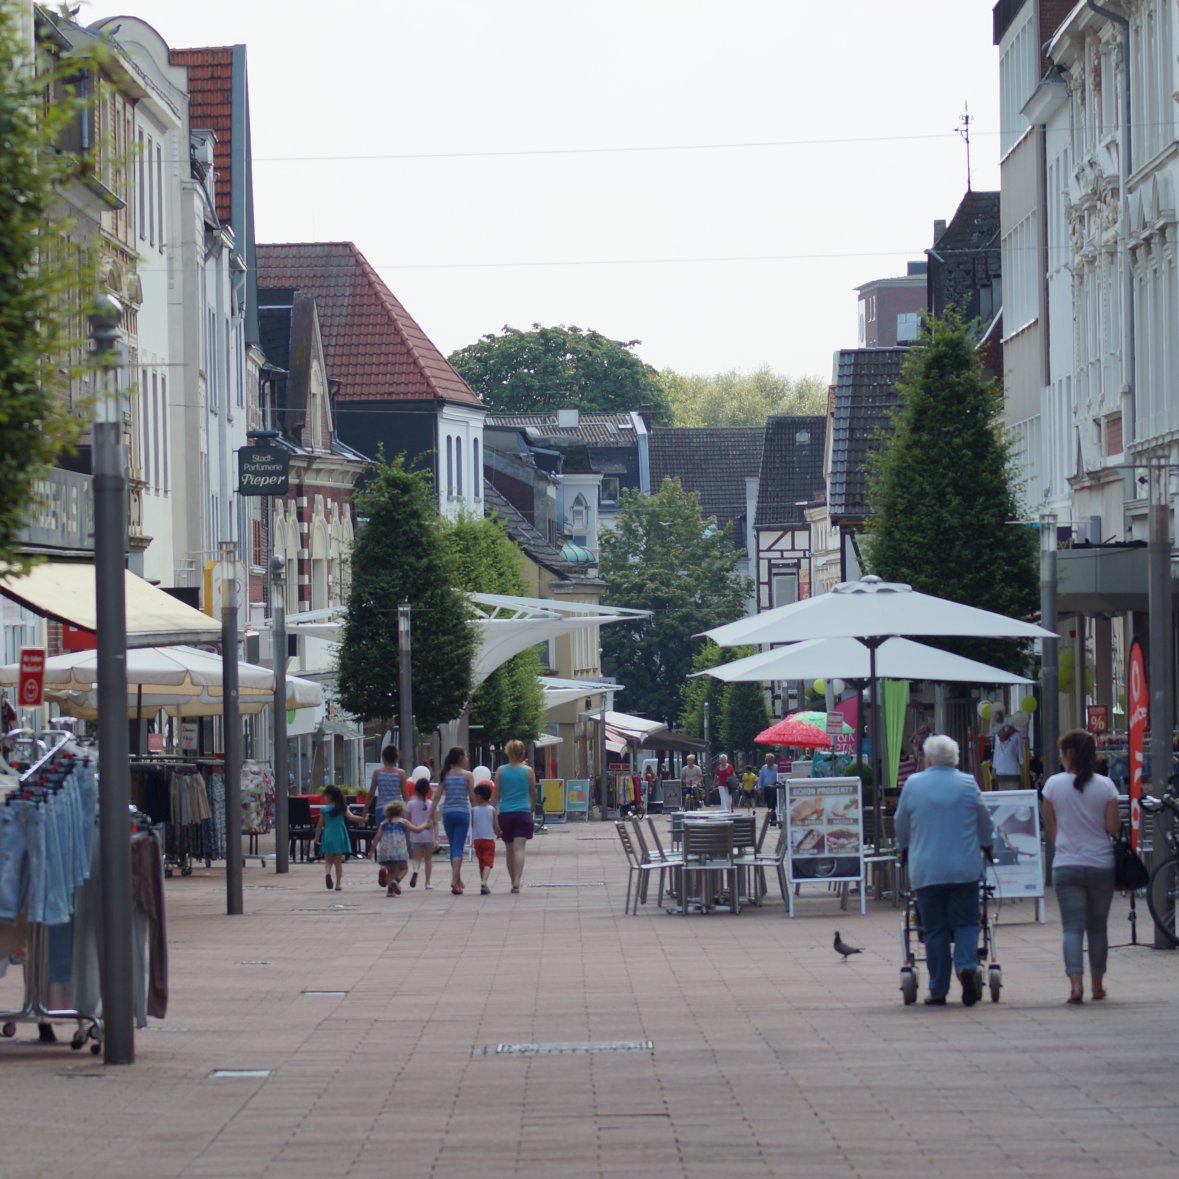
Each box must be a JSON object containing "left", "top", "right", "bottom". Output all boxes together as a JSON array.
[
  {"left": 678, "top": 822, "right": 737, "bottom": 915},
  {"left": 615, "top": 822, "right": 661, "bottom": 915}
]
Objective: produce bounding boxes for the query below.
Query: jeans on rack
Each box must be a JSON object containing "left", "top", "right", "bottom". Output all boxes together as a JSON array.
[
  {"left": 13, "top": 803, "right": 46, "bottom": 925},
  {"left": 0, "top": 809, "right": 26, "bottom": 922}
]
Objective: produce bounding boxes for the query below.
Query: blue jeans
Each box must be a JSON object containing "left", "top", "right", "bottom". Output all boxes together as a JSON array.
[
  {"left": 916, "top": 882, "right": 981, "bottom": 997},
  {"left": 1053, "top": 865, "right": 1115, "bottom": 975},
  {"left": 442, "top": 812, "right": 469, "bottom": 860}
]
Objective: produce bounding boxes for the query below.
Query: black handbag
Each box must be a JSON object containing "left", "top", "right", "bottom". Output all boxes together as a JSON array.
[{"left": 1112, "top": 827, "right": 1150, "bottom": 891}]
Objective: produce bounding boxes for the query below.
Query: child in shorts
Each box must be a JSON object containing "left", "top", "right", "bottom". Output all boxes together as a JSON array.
[
  {"left": 373, "top": 801, "right": 425, "bottom": 896},
  {"left": 405, "top": 776, "right": 437, "bottom": 889},
  {"left": 471, "top": 783, "right": 500, "bottom": 895}
]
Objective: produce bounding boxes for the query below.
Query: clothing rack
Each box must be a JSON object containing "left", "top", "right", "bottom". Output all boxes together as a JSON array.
[
  {"left": 130, "top": 758, "right": 213, "bottom": 877},
  {"left": 0, "top": 738, "right": 104, "bottom": 1053}
]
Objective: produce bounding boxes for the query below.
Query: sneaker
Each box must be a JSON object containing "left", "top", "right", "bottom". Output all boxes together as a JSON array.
[
  {"left": 378, "top": 867, "right": 387, "bottom": 888},
  {"left": 390, "top": 879, "right": 401, "bottom": 895},
  {"left": 325, "top": 873, "right": 333, "bottom": 890},
  {"left": 923, "top": 995, "right": 947, "bottom": 1006},
  {"left": 386, "top": 886, "right": 397, "bottom": 897},
  {"left": 409, "top": 871, "right": 418, "bottom": 888},
  {"left": 480, "top": 884, "right": 490, "bottom": 895},
  {"left": 425, "top": 884, "right": 434, "bottom": 890},
  {"left": 959, "top": 967, "right": 982, "bottom": 1007}
]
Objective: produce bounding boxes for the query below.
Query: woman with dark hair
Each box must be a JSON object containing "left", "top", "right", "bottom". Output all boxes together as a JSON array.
[
  {"left": 1042, "top": 729, "right": 1121, "bottom": 1003},
  {"left": 430, "top": 747, "right": 475, "bottom": 895}
]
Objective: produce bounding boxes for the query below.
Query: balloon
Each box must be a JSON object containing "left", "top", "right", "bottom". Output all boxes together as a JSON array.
[
  {"left": 812, "top": 678, "right": 825, "bottom": 696},
  {"left": 1011, "top": 710, "right": 1028, "bottom": 728},
  {"left": 1020, "top": 694, "right": 1038, "bottom": 714},
  {"left": 471, "top": 764, "right": 492, "bottom": 784},
  {"left": 832, "top": 679, "right": 845, "bottom": 696},
  {"left": 977, "top": 701, "right": 992, "bottom": 721},
  {"left": 411, "top": 764, "right": 433, "bottom": 783}
]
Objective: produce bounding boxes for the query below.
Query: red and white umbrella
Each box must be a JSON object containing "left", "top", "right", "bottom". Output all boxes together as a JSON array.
[{"left": 754, "top": 717, "right": 830, "bottom": 748}]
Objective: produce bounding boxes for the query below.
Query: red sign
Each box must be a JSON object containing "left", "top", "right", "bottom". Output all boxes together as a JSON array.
[
  {"left": 1128, "top": 640, "right": 1147, "bottom": 852},
  {"left": 61, "top": 623, "right": 97, "bottom": 651},
  {"left": 19, "top": 648, "right": 46, "bottom": 708},
  {"left": 1086, "top": 705, "right": 1109, "bottom": 734}
]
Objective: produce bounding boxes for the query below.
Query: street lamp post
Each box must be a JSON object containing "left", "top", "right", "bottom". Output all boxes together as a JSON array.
[
  {"left": 221, "top": 540, "right": 243, "bottom": 915},
  {"left": 271, "top": 555, "right": 288, "bottom": 874},
  {"left": 90, "top": 294, "right": 134, "bottom": 1065},
  {"left": 398, "top": 603, "right": 414, "bottom": 765},
  {"left": 1039, "top": 513, "right": 1059, "bottom": 775}
]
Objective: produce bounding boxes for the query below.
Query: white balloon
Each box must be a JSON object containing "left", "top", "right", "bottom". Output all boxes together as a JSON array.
[
  {"left": 1011, "top": 711, "right": 1028, "bottom": 729},
  {"left": 411, "top": 765, "right": 433, "bottom": 783},
  {"left": 471, "top": 764, "right": 493, "bottom": 783},
  {"left": 832, "top": 679, "right": 845, "bottom": 697}
]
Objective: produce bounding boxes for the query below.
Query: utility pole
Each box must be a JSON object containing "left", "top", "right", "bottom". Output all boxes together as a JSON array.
[
  {"left": 398, "top": 603, "right": 414, "bottom": 766},
  {"left": 221, "top": 541, "right": 243, "bottom": 915},
  {"left": 271, "top": 555, "right": 288, "bottom": 874},
  {"left": 91, "top": 295, "right": 134, "bottom": 1065}
]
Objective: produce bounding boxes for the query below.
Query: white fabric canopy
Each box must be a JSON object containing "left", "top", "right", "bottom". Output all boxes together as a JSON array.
[
  {"left": 703, "top": 576, "right": 1054, "bottom": 647},
  {"left": 540, "top": 676, "right": 619, "bottom": 712},
  {"left": 697, "top": 636, "right": 1034, "bottom": 685},
  {"left": 46, "top": 674, "right": 323, "bottom": 719}
]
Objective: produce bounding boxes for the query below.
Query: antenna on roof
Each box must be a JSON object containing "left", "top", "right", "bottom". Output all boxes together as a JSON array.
[{"left": 955, "top": 101, "right": 973, "bottom": 192}]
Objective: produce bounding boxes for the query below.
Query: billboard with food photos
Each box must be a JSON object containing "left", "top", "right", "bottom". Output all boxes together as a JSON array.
[
  {"left": 785, "top": 778, "right": 864, "bottom": 883},
  {"left": 980, "top": 789, "right": 1043, "bottom": 899}
]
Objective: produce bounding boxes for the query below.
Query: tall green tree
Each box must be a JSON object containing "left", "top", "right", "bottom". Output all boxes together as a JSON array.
[
  {"left": 0, "top": 8, "right": 100, "bottom": 569},
  {"left": 448, "top": 324, "right": 672, "bottom": 423},
  {"left": 336, "top": 455, "right": 476, "bottom": 730},
  {"left": 721, "top": 679, "right": 770, "bottom": 764},
  {"left": 680, "top": 642, "right": 728, "bottom": 745},
  {"left": 445, "top": 513, "right": 544, "bottom": 745},
  {"left": 862, "top": 313, "right": 1037, "bottom": 671},
  {"left": 599, "top": 478, "right": 751, "bottom": 724},
  {"left": 660, "top": 367, "right": 827, "bottom": 428}
]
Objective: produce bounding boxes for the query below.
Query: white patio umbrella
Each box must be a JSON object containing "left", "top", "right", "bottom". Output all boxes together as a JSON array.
[
  {"left": 700, "top": 577, "right": 1054, "bottom": 844},
  {"left": 695, "top": 636, "right": 1035, "bottom": 685},
  {"left": 46, "top": 673, "right": 323, "bottom": 719}
]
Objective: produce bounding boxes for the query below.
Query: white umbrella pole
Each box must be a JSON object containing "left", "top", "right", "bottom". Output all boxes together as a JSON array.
[{"left": 868, "top": 639, "right": 883, "bottom": 855}]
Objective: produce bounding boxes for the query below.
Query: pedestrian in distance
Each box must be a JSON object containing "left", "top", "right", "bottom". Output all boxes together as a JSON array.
[
  {"left": 1041, "top": 729, "right": 1120, "bottom": 1004},
  {"left": 493, "top": 739, "right": 537, "bottom": 894},
  {"left": 431, "top": 747, "right": 475, "bottom": 895},
  {"left": 314, "top": 784, "right": 368, "bottom": 891},
  {"left": 894, "top": 735, "right": 994, "bottom": 1006},
  {"left": 757, "top": 752, "right": 780, "bottom": 825},
  {"left": 739, "top": 763, "right": 758, "bottom": 812},
  {"left": 714, "top": 753, "right": 736, "bottom": 813},
  {"left": 373, "top": 801, "right": 426, "bottom": 896},
  {"left": 991, "top": 721, "right": 1024, "bottom": 789},
  {"left": 471, "top": 784, "right": 501, "bottom": 894},
  {"left": 405, "top": 775, "right": 437, "bottom": 889},
  {"left": 680, "top": 754, "right": 703, "bottom": 811},
  {"left": 366, "top": 744, "right": 407, "bottom": 822}
]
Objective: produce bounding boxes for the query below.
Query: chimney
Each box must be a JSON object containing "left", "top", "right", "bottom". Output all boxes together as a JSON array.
[
  {"left": 635, "top": 404, "right": 653, "bottom": 430},
  {"left": 932, "top": 219, "right": 947, "bottom": 245}
]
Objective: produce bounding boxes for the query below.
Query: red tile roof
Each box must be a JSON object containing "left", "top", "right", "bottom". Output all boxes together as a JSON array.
[
  {"left": 256, "top": 242, "right": 484, "bottom": 408},
  {"left": 170, "top": 46, "right": 234, "bottom": 224}
]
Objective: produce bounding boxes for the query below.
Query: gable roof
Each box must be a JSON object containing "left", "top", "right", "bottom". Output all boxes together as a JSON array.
[
  {"left": 753, "top": 416, "right": 827, "bottom": 530},
  {"left": 169, "top": 46, "right": 234, "bottom": 224},
  {"left": 828, "top": 349, "right": 908, "bottom": 523},
  {"left": 648, "top": 427, "right": 764, "bottom": 544},
  {"left": 928, "top": 190, "right": 1001, "bottom": 321},
  {"left": 255, "top": 242, "right": 483, "bottom": 408}
]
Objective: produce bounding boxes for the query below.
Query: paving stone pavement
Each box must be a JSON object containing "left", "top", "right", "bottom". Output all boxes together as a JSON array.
[{"left": 2, "top": 818, "right": 1178, "bottom": 1179}]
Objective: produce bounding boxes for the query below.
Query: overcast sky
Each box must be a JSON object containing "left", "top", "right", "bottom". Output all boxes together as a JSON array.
[{"left": 87, "top": 0, "right": 1003, "bottom": 383}]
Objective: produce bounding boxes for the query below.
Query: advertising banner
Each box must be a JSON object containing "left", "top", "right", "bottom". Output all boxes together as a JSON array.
[
  {"left": 980, "top": 789, "right": 1043, "bottom": 899},
  {"left": 565, "top": 779, "right": 590, "bottom": 815},
  {"left": 785, "top": 778, "right": 864, "bottom": 884},
  {"left": 18, "top": 647, "right": 45, "bottom": 708},
  {"left": 540, "top": 778, "right": 566, "bottom": 819},
  {"left": 1128, "top": 639, "right": 1147, "bottom": 852}
]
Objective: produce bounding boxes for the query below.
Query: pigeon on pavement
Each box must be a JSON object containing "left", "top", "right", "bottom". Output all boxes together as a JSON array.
[{"left": 833, "top": 931, "right": 862, "bottom": 962}]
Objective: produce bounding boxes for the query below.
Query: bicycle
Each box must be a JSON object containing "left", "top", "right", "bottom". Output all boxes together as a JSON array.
[{"left": 1140, "top": 788, "right": 1179, "bottom": 946}]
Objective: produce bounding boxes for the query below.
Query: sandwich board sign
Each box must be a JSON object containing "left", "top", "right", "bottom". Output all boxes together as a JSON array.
[{"left": 784, "top": 777, "right": 865, "bottom": 915}]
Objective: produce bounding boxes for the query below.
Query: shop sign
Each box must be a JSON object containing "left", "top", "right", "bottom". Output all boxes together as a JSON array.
[
  {"left": 19, "top": 647, "right": 45, "bottom": 707},
  {"left": 784, "top": 778, "right": 864, "bottom": 884},
  {"left": 1128, "top": 640, "right": 1147, "bottom": 851},
  {"left": 1086, "top": 705, "right": 1109, "bottom": 734},
  {"left": 565, "top": 779, "right": 590, "bottom": 814},
  {"left": 237, "top": 445, "right": 290, "bottom": 496}
]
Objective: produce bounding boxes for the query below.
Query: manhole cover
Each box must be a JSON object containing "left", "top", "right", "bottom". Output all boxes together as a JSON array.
[
  {"left": 302, "top": 990, "right": 348, "bottom": 996},
  {"left": 473, "top": 1040, "right": 652, "bottom": 1057},
  {"left": 239, "top": 960, "right": 270, "bottom": 966},
  {"left": 293, "top": 905, "right": 360, "bottom": 913},
  {"left": 525, "top": 882, "right": 605, "bottom": 889},
  {"left": 208, "top": 1069, "right": 273, "bottom": 1079}
]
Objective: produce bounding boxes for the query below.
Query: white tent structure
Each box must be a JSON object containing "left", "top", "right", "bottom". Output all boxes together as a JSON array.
[{"left": 696, "top": 636, "right": 1034, "bottom": 685}]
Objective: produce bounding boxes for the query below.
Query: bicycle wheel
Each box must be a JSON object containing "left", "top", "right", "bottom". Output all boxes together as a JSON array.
[{"left": 1146, "top": 856, "right": 1179, "bottom": 948}]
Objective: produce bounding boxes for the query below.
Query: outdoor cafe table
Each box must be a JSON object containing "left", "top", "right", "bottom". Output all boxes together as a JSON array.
[{"left": 667, "top": 812, "right": 761, "bottom": 913}]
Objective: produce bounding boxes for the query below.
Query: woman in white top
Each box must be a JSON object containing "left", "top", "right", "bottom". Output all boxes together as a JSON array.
[{"left": 1041, "top": 729, "right": 1121, "bottom": 1004}]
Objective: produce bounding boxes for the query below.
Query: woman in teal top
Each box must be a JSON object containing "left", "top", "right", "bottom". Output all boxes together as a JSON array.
[
  {"left": 431, "top": 747, "right": 475, "bottom": 895},
  {"left": 492, "top": 739, "right": 537, "bottom": 893}
]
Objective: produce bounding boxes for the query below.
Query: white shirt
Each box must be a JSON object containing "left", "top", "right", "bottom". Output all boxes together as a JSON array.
[
  {"left": 992, "top": 729, "right": 1023, "bottom": 775},
  {"left": 471, "top": 804, "right": 497, "bottom": 841},
  {"left": 1043, "top": 772, "right": 1118, "bottom": 869}
]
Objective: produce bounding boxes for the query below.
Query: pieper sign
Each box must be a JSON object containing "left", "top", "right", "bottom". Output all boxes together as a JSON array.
[{"left": 237, "top": 445, "right": 290, "bottom": 496}]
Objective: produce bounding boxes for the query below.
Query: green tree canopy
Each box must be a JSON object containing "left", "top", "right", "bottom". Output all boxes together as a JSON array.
[
  {"left": 862, "top": 313, "right": 1037, "bottom": 671},
  {"left": 680, "top": 642, "right": 767, "bottom": 762},
  {"left": 721, "top": 679, "right": 770, "bottom": 765},
  {"left": 336, "top": 455, "right": 475, "bottom": 730},
  {"left": 0, "top": 10, "right": 99, "bottom": 568},
  {"left": 660, "top": 366, "right": 827, "bottom": 428},
  {"left": 445, "top": 513, "right": 544, "bottom": 746},
  {"left": 448, "top": 324, "right": 671, "bottom": 423},
  {"left": 599, "top": 478, "right": 751, "bottom": 725}
]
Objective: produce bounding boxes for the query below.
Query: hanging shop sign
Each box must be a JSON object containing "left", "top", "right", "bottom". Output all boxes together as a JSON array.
[
  {"left": 1128, "top": 640, "right": 1147, "bottom": 852},
  {"left": 19, "top": 647, "right": 46, "bottom": 707},
  {"left": 237, "top": 445, "right": 290, "bottom": 496},
  {"left": 1086, "top": 704, "right": 1109, "bottom": 734}
]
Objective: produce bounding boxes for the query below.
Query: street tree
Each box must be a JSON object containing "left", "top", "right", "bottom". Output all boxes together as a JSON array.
[
  {"left": 445, "top": 513, "right": 544, "bottom": 746},
  {"left": 862, "top": 313, "right": 1038, "bottom": 671},
  {"left": 681, "top": 642, "right": 767, "bottom": 761},
  {"left": 599, "top": 478, "right": 751, "bottom": 725},
  {"left": 448, "top": 324, "right": 672, "bottom": 423},
  {"left": 660, "top": 367, "right": 827, "bottom": 428},
  {"left": 336, "top": 455, "right": 475, "bottom": 731},
  {"left": 0, "top": 9, "right": 100, "bottom": 568},
  {"left": 721, "top": 678, "right": 770, "bottom": 764}
]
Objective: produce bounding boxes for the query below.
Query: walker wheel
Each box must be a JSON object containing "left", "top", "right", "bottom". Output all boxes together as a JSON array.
[
  {"left": 71, "top": 1030, "right": 86, "bottom": 1050},
  {"left": 90, "top": 1041, "right": 101, "bottom": 1055},
  {"left": 900, "top": 968, "right": 918, "bottom": 1006},
  {"left": 989, "top": 967, "right": 1002, "bottom": 1002},
  {"left": 2, "top": 1022, "right": 15, "bottom": 1038},
  {"left": 181, "top": 865, "right": 193, "bottom": 877}
]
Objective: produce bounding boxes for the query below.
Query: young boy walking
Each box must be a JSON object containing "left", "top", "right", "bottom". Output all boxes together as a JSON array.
[{"left": 471, "top": 784, "right": 500, "bottom": 895}]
